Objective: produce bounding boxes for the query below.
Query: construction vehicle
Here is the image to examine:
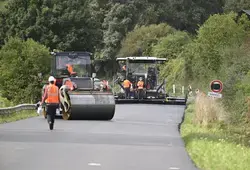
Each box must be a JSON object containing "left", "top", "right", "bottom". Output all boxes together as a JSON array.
[
  {"left": 41, "top": 51, "right": 116, "bottom": 120},
  {"left": 113, "top": 56, "right": 186, "bottom": 104}
]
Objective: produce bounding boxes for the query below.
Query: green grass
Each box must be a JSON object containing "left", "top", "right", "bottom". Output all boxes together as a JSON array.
[
  {"left": 181, "top": 102, "right": 250, "bottom": 170},
  {"left": 0, "top": 110, "right": 38, "bottom": 124}
]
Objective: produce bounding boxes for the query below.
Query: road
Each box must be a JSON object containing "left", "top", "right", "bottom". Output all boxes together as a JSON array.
[{"left": 0, "top": 104, "right": 197, "bottom": 170}]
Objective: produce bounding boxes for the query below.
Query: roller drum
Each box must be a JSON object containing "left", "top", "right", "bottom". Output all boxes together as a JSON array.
[{"left": 60, "top": 86, "right": 115, "bottom": 120}]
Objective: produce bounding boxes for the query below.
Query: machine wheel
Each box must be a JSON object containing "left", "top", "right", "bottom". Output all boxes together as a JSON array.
[{"left": 62, "top": 108, "right": 71, "bottom": 120}]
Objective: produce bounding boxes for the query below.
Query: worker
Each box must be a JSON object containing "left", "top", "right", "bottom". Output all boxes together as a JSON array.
[
  {"left": 66, "top": 64, "right": 77, "bottom": 75},
  {"left": 65, "top": 79, "right": 77, "bottom": 91},
  {"left": 123, "top": 78, "right": 132, "bottom": 99},
  {"left": 102, "top": 80, "right": 110, "bottom": 91},
  {"left": 122, "top": 65, "right": 126, "bottom": 71},
  {"left": 41, "top": 76, "right": 60, "bottom": 130},
  {"left": 137, "top": 77, "right": 144, "bottom": 99}
]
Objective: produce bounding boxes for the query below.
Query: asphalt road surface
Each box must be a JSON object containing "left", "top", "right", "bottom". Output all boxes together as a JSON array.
[{"left": 0, "top": 104, "right": 198, "bottom": 170}]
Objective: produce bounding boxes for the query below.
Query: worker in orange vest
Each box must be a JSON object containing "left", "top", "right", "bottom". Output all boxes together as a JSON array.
[
  {"left": 66, "top": 64, "right": 77, "bottom": 76},
  {"left": 41, "top": 76, "right": 60, "bottom": 130},
  {"left": 64, "top": 79, "right": 77, "bottom": 91},
  {"left": 137, "top": 77, "right": 144, "bottom": 99},
  {"left": 123, "top": 78, "right": 132, "bottom": 99}
]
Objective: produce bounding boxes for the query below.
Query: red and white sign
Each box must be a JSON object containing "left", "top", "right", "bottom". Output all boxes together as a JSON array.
[{"left": 210, "top": 80, "right": 223, "bottom": 93}]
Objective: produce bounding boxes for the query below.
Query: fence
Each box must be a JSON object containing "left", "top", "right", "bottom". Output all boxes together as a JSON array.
[{"left": 0, "top": 104, "right": 36, "bottom": 115}]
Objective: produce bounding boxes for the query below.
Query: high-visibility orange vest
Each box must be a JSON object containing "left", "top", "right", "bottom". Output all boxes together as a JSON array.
[
  {"left": 66, "top": 64, "right": 73, "bottom": 74},
  {"left": 137, "top": 81, "right": 144, "bottom": 89},
  {"left": 65, "top": 80, "right": 74, "bottom": 90},
  {"left": 46, "top": 84, "right": 59, "bottom": 104},
  {"left": 123, "top": 79, "right": 131, "bottom": 88}
]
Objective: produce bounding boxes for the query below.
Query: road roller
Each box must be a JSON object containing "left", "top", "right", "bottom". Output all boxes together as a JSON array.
[
  {"left": 41, "top": 51, "right": 115, "bottom": 120},
  {"left": 113, "top": 56, "right": 187, "bottom": 105}
]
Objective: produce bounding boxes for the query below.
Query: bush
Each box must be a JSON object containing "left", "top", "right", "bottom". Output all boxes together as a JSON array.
[
  {"left": 0, "top": 37, "right": 51, "bottom": 104},
  {"left": 159, "top": 57, "right": 185, "bottom": 93},
  {"left": 194, "top": 93, "right": 228, "bottom": 126},
  {"left": 0, "top": 95, "right": 13, "bottom": 107}
]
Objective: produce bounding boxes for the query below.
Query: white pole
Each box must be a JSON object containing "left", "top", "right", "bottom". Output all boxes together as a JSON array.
[
  {"left": 173, "top": 84, "right": 175, "bottom": 94},
  {"left": 182, "top": 86, "right": 184, "bottom": 95}
]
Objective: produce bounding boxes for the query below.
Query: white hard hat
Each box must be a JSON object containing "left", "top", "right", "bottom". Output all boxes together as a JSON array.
[{"left": 48, "top": 76, "right": 55, "bottom": 82}]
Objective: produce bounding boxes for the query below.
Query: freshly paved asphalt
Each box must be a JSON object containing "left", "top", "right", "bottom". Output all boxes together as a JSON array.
[{"left": 0, "top": 104, "right": 198, "bottom": 170}]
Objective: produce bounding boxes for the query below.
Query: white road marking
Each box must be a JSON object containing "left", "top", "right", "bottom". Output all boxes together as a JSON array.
[
  {"left": 88, "top": 163, "right": 101, "bottom": 166},
  {"left": 169, "top": 167, "right": 180, "bottom": 170}
]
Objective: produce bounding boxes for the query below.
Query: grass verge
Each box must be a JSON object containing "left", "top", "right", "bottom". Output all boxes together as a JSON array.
[
  {"left": 0, "top": 110, "right": 38, "bottom": 124},
  {"left": 181, "top": 101, "right": 250, "bottom": 170}
]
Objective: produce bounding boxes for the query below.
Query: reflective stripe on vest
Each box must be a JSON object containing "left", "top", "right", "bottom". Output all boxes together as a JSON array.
[{"left": 46, "top": 84, "right": 59, "bottom": 103}]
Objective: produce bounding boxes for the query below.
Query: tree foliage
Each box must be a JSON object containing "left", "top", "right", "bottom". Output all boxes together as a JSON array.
[
  {"left": 0, "top": 0, "right": 227, "bottom": 60},
  {"left": 152, "top": 31, "right": 192, "bottom": 59},
  {"left": 0, "top": 37, "right": 51, "bottom": 104},
  {"left": 177, "top": 12, "right": 250, "bottom": 120},
  {"left": 118, "top": 23, "right": 175, "bottom": 57},
  {"left": 224, "top": 0, "right": 250, "bottom": 12},
  {"left": 1, "top": 0, "right": 104, "bottom": 52},
  {"left": 0, "top": 0, "right": 250, "bottom": 110}
]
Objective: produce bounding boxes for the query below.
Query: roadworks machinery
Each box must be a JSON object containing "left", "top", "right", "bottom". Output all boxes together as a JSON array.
[
  {"left": 113, "top": 56, "right": 186, "bottom": 105},
  {"left": 41, "top": 51, "right": 115, "bottom": 120}
]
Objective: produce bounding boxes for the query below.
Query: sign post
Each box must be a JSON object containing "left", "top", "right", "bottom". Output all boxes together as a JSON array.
[{"left": 208, "top": 80, "right": 223, "bottom": 98}]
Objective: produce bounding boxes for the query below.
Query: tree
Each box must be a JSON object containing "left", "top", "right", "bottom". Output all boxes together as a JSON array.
[
  {"left": 152, "top": 31, "right": 192, "bottom": 59},
  {"left": 100, "top": 2, "right": 136, "bottom": 60},
  {"left": 224, "top": 0, "right": 250, "bottom": 12},
  {"left": 0, "top": 37, "right": 51, "bottom": 104},
  {"left": 0, "top": 0, "right": 103, "bottom": 52},
  {"left": 189, "top": 12, "right": 247, "bottom": 82},
  {"left": 118, "top": 23, "right": 176, "bottom": 57}
]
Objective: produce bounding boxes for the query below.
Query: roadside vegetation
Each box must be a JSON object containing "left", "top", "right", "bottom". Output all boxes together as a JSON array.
[
  {"left": 181, "top": 96, "right": 250, "bottom": 170},
  {"left": 0, "top": 110, "right": 38, "bottom": 124},
  {"left": 178, "top": 11, "right": 250, "bottom": 169},
  {"left": 1, "top": 0, "right": 250, "bottom": 169}
]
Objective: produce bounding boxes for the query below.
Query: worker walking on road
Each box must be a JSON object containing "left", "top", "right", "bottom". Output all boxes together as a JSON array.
[
  {"left": 123, "top": 78, "right": 132, "bottom": 99},
  {"left": 137, "top": 77, "right": 144, "bottom": 99},
  {"left": 41, "top": 76, "right": 60, "bottom": 130}
]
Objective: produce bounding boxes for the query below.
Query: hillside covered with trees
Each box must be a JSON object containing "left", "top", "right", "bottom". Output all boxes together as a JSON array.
[
  {"left": 1, "top": 0, "right": 250, "bottom": 169},
  {"left": 0, "top": 0, "right": 249, "bottom": 103}
]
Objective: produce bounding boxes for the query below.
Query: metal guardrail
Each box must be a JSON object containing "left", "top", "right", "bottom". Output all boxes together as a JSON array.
[{"left": 0, "top": 104, "right": 36, "bottom": 115}]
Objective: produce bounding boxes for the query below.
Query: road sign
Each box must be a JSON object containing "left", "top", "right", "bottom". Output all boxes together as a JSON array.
[
  {"left": 208, "top": 92, "right": 222, "bottom": 98},
  {"left": 210, "top": 80, "right": 223, "bottom": 93}
]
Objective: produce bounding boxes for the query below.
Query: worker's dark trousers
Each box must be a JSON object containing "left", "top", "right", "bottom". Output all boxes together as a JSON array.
[
  {"left": 138, "top": 89, "right": 143, "bottom": 99},
  {"left": 46, "top": 104, "right": 58, "bottom": 125},
  {"left": 124, "top": 88, "right": 130, "bottom": 99}
]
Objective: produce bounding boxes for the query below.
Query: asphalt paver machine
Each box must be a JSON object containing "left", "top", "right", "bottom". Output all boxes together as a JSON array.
[{"left": 113, "top": 56, "right": 186, "bottom": 104}]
